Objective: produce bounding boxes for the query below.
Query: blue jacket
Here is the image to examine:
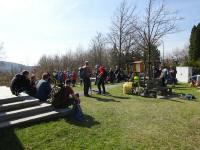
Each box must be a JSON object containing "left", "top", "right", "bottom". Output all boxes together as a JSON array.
[{"left": 36, "top": 79, "right": 51, "bottom": 101}]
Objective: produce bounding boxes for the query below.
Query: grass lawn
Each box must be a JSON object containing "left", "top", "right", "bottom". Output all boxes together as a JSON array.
[
  {"left": 72, "top": 82, "right": 117, "bottom": 93},
  {"left": 0, "top": 84, "right": 200, "bottom": 150},
  {"left": 71, "top": 81, "right": 97, "bottom": 92}
]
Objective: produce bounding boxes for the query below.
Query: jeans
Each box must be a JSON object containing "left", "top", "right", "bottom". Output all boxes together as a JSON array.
[
  {"left": 97, "top": 78, "right": 105, "bottom": 94},
  {"left": 83, "top": 77, "right": 91, "bottom": 95}
]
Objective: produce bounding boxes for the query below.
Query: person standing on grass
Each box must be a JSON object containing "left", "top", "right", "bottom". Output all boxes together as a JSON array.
[
  {"left": 35, "top": 73, "right": 52, "bottom": 101},
  {"left": 81, "top": 61, "right": 92, "bottom": 96},
  {"left": 95, "top": 64, "right": 99, "bottom": 85},
  {"left": 159, "top": 65, "right": 169, "bottom": 87},
  {"left": 114, "top": 66, "right": 121, "bottom": 83},
  {"left": 97, "top": 65, "right": 107, "bottom": 94},
  {"left": 78, "top": 67, "right": 83, "bottom": 86},
  {"left": 169, "top": 66, "right": 177, "bottom": 86},
  {"left": 63, "top": 71, "right": 67, "bottom": 84},
  {"left": 71, "top": 71, "right": 77, "bottom": 87},
  {"left": 108, "top": 68, "right": 115, "bottom": 84}
]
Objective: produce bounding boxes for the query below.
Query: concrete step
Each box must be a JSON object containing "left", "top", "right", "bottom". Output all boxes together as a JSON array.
[
  {"left": 0, "top": 94, "right": 31, "bottom": 105},
  {"left": 0, "top": 86, "right": 14, "bottom": 98},
  {"left": 0, "top": 86, "right": 31, "bottom": 105},
  {"left": 0, "top": 103, "right": 54, "bottom": 122},
  {"left": 0, "top": 109, "right": 71, "bottom": 128},
  {"left": 0, "top": 98, "right": 40, "bottom": 112}
]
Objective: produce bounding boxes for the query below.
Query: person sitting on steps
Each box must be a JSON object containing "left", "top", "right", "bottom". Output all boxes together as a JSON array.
[
  {"left": 29, "top": 74, "right": 37, "bottom": 97},
  {"left": 35, "top": 73, "right": 52, "bottom": 102},
  {"left": 51, "top": 79, "right": 80, "bottom": 109},
  {"left": 10, "top": 70, "right": 31, "bottom": 96}
]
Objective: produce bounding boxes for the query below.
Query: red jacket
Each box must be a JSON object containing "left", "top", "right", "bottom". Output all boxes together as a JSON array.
[
  {"left": 98, "top": 66, "right": 105, "bottom": 78},
  {"left": 71, "top": 72, "right": 76, "bottom": 81}
]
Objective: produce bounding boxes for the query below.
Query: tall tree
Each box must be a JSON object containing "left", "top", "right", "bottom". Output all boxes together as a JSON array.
[
  {"left": 134, "top": 0, "right": 181, "bottom": 79},
  {"left": 189, "top": 25, "right": 197, "bottom": 61},
  {"left": 37, "top": 55, "right": 51, "bottom": 73},
  {"left": 196, "top": 23, "right": 200, "bottom": 60},
  {"left": 189, "top": 23, "right": 200, "bottom": 61},
  {"left": 108, "top": 0, "right": 137, "bottom": 68},
  {"left": 151, "top": 44, "right": 160, "bottom": 68},
  {"left": 89, "top": 32, "right": 107, "bottom": 66},
  {"left": 173, "top": 44, "right": 189, "bottom": 65}
]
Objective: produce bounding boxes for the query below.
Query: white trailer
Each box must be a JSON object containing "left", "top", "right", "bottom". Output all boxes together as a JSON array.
[{"left": 176, "top": 67, "right": 192, "bottom": 83}]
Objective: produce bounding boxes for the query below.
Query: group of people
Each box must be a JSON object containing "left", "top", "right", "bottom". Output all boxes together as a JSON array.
[
  {"left": 10, "top": 60, "right": 148, "bottom": 102},
  {"left": 10, "top": 62, "right": 178, "bottom": 108},
  {"left": 10, "top": 71, "right": 80, "bottom": 111},
  {"left": 154, "top": 65, "right": 177, "bottom": 86},
  {"left": 52, "top": 70, "right": 77, "bottom": 87},
  {"left": 102, "top": 66, "right": 128, "bottom": 84},
  {"left": 78, "top": 61, "right": 108, "bottom": 96},
  {"left": 79, "top": 61, "right": 127, "bottom": 96}
]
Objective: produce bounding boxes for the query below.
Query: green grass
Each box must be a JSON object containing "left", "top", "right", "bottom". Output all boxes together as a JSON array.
[
  {"left": 72, "top": 82, "right": 115, "bottom": 93},
  {"left": 0, "top": 84, "right": 200, "bottom": 150},
  {"left": 72, "top": 82, "right": 96, "bottom": 92}
]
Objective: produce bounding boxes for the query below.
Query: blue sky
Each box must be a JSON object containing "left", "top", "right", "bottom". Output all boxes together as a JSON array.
[{"left": 0, "top": 0, "right": 199, "bottom": 65}]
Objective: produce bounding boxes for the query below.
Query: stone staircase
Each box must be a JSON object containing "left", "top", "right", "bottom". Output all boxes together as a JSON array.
[{"left": 0, "top": 86, "right": 71, "bottom": 128}]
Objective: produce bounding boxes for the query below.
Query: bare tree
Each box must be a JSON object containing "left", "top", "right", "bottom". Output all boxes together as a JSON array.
[
  {"left": 53, "top": 54, "right": 62, "bottom": 70},
  {"left": 172, "top": 44, "right": 189, "bottom": 65},
  {"left": 134, "top": 0, "right": 182, "bottom": 79},
  {"left": 37, "top": 55, "right": 52, "bottom": 73},
  {"left": 61, "top": 50, "right": 76, "bottom": 71},
  {"left": 89, "top": 32, "right": 107, "bottom": 65},
  {"left": 108, "top": 0, "right": 137, "bottom": 67},
  {"left": 74, "top": 46, "right": 88, "bottom": 67}
]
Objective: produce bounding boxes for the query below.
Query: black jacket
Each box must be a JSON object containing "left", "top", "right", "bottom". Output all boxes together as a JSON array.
[{"left": 10, "top": 74, "right": 30, "bottom": 94}]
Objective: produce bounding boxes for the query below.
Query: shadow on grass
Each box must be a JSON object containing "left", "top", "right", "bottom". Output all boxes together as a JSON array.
[
  {"left": 106, "top": 94, "right": 131, "bottom": 100},
  {"left": 173, "top": 87, "right": 190, "bottom": 90},
  {"left": 160, "top": 98, "right": 184, "bottom": 103},
  {"left": 64, "top": 114, "right": 100, "bottom": 128},
  {"left": 90, "top": 91, "right": 130, "bottom": 100},
  {"left": 157, "top": 93, "right": 196, "bottom": 103},
  {"left": 0, "top": 128, "right": 24, "bottom": 150},
  {"left": 88, "top": 95, "right": 121, "bottom": 102}
]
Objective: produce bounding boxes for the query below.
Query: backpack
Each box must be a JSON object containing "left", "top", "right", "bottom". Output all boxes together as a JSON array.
[{"left": 79, "top": 67, "right": 86, "bottom": 79}]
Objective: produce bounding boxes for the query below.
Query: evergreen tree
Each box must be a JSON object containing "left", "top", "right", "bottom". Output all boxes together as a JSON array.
[
  {"left": 189, "top": 25, "right": 197, "bottom": 61},
  {"left": 151, "top": 45, "right": 161, "bottom": 68},
  {"left": 189, "top": 23, "right": 200, "bottom": 61},
  {"left": 196, "top": 23, "right": 200, "bottom": 60}
]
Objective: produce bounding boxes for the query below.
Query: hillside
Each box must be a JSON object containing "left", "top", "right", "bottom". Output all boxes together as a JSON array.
[{"left": 0, "top": 61, "right": 33, "bottom": 73}]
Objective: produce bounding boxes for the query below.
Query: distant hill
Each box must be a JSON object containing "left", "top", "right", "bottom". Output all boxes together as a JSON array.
[{"left": 0, "top": 61, "right": 34, "bottom": 73}]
